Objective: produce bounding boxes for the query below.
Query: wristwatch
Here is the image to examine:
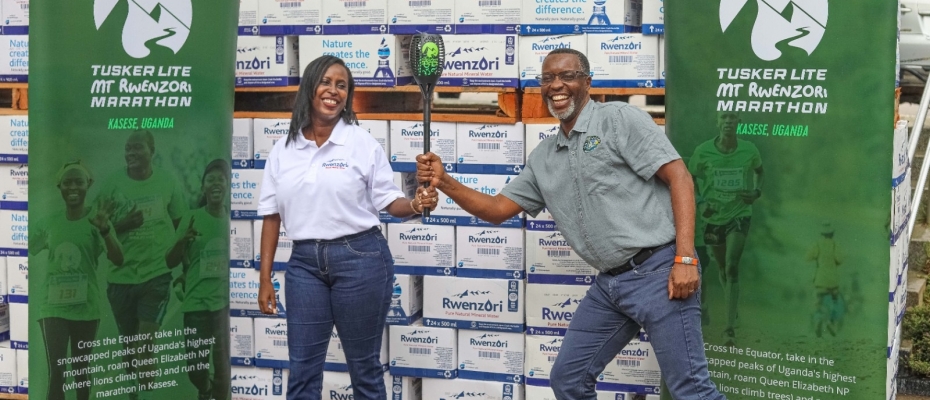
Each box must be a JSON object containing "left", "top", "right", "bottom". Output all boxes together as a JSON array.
[{"left": 675, "top": 256, "right": 699, "bottom": 266}]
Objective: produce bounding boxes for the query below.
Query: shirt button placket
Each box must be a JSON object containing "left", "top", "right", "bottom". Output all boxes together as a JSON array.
[
  {"left": 568, "top": 150, "right": 580, "bottom": 212},
  {"left": 572, "top": 142, "right": 600, "bottom": 268}
]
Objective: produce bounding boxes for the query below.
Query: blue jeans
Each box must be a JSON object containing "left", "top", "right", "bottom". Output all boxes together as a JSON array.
[
  {"left": 550, "top": 245, "right": 725, "bottom": 400},
  {"left": 285, "top": 227, "right": 393, "bottom": 400}
]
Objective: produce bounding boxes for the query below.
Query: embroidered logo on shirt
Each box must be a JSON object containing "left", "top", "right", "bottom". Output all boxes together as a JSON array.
[
  {"left": 583, "top": 136, "right": 602, "bottom": 153},
  {"left": 322, "top": 158, "right": 349, "bottom": 170}
]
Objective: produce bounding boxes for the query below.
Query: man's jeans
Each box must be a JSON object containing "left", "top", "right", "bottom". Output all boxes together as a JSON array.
[
  {"left": 284, "top": 227, "right": 393, "bottom": 400},
  {"left": 550, "top": 245, "right": 725, "bottom": 400}
]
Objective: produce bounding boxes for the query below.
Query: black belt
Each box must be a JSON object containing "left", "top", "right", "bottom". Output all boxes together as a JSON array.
[{"left": 603, "top": 242, "right": 675, "bottom": 276}]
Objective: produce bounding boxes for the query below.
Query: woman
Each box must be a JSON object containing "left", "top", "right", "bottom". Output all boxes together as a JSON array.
[
  {"left": 166, "top": 159, "right": 231, "bottom": 400},
  {"left": 257, "top": 55, "right": 438, "bottom": 400},
  {"left": 31, "top": 161, "right": 123, "bottom": 400}
]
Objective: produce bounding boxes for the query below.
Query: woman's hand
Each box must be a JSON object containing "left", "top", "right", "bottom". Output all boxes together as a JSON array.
[
  {"left": 413, "top": 186, "right": 439, "bottom": 213},
  {"left": 258, "top": 278, "right": 278, "bottom": 315},
  {"left": 90, "top": 198, "right": 117, "bottom": 235}
]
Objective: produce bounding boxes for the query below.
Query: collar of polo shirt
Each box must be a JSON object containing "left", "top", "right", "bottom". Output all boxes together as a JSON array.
[
  {"left": 294, "top": 119, "right": 350, "bottom": 149},
  {"left": 556, "top": 100, "right": 596, "bottom": 149}
]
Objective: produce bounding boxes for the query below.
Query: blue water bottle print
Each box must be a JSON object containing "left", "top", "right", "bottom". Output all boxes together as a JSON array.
[
  {"left": 273, "top": 275, "right": 286, "bottom": 314},
  {"left": 388, "top": 275, "right": 407, "bottom": 320},
  {"left": 588, "top": 0, "right": 611, "bottom": 25},
  {"left": 374, "top": 37, "right": 395, "bottom": 79}
]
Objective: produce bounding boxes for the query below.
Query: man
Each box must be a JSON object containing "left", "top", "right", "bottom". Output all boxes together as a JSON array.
[
  {"left": 688, "top": 111, "right": 763, "bottom": 345},
  {"left": 806, "top": 222, "right": 844, "bottom": 337},
  {"left": 99, "top": 130, "right": 186, "bottom": 400},
  {"left": 416, "top": 48, "right": 724, "bottom": 400}
]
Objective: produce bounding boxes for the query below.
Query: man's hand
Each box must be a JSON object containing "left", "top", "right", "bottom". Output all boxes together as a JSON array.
[
  {"left": 115, "top": 204, "right": 144, "bottom": 233},
  {"left": 668, "top": 264, "right": 700, "bottom": 300},
  {"left": 258, "top": 279, "right": 278, "bottom": 315},
  {"left": 416, "top": 152, "right": 446, "bottom": 189},
  {"left": 738, "top": 189, "right": 761, "bottom": 204},
  {"left": 701, "top": 204, "right": 717, "bottom": 218},
  {"left": 172, "top": 274, "right": 187, "bottom": 301}
]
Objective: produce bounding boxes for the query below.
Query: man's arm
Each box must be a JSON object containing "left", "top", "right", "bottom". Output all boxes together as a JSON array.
[
  {"left": 739, "top": 163, "right": 765, "bottom": 204},
  {"left": 416, "top": 153, "right": 524, "bottom": 225},
  {"left": 753, "top": 165, "right": 764, "bottom": 197},
  {"left": 655, "top": 159, "right": 700, "bottom": 300},
  {"left": 806, "top": 243, "right": 819, "bottom": 262}
]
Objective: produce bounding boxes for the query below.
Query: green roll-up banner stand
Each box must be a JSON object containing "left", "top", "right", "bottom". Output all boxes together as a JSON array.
[
  {"left": 29, "top": 1, "right": 237, "bottom": 398},
  {"left": 665, "top": 0, "right": 901, "bottom": 399}
]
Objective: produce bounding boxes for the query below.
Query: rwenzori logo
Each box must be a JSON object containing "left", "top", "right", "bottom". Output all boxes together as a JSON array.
[
  {"left": 720, "top": 0, "right": 828, "bottom": 61},
  {"left": 95, "top": 0, "right": 193, "bottom": 59}
]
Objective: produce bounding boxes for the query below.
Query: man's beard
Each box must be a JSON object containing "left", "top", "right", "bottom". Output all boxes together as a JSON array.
[{"left": 546, "top": 96, "right": 577, "bottom": 120}]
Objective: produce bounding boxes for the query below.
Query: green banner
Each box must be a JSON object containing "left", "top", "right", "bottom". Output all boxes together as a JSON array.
[
  {"left": 29, "top": 1, "right": 237, "bottom": 399},
  {"left": 666, "top": 0, "right": 897, "bottom": 399}
]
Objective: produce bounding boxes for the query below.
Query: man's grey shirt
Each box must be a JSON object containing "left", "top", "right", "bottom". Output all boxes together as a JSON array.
[{"left": 501, "top": 100, "right": 679, "bottom": 272}]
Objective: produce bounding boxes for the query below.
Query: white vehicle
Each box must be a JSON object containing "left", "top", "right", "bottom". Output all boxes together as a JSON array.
[
  {"left": 902, "top": 0, "right": 930, "bottom": 66},
  {"left": 901, "top": 0, "right": 930, "bottom": 102}
]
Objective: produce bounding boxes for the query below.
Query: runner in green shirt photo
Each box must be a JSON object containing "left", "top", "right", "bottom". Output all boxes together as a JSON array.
[
  {"left": 689, "top": 111, "right": 764, "bottom": 346},
  {"left": 165, "top": 159, "right": 230, "bottom": 400},
  {"left": 30, "top": 161, "right": 124, "bottom": 400},
  {"left": 806, "top": 222, "right": 845, "bottom": 338},
  {"left": 97, "top": 130, "right": 187, "bottom": 400}
]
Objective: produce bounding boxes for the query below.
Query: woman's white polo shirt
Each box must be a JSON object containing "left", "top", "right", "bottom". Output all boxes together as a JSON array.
[{"left": 257, "top": 119, "right": 405, "bottom": 240}]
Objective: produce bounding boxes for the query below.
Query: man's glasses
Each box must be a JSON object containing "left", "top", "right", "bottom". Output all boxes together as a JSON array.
[{"left": 535, "top": 71, "right": 588, "bottom": 86}]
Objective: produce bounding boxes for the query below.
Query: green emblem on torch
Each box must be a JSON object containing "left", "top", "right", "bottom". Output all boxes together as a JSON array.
[{"left": 418, "top": 42, "right": 440, "bottom": 76}]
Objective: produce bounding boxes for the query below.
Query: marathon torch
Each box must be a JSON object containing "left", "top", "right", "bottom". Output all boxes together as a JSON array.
[{"left": 409, "top": 33, "right": 446, "bottom": 218}]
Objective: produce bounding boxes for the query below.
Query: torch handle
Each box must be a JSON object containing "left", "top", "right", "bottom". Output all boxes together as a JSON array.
[{"left": 422, "top": 88, "right": 432, "bottom": 218}]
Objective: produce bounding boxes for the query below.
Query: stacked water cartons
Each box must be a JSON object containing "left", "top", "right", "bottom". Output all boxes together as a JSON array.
[
  {"left": 586, "top": 32, "right": 659, "bottom": 88},
  {"left": 0, "top": 5, "right": 32, "bottom": 386},
  {"left": 0, "top": 110, "right": 24, "bottom": 394},
  {"left": 298, "top": 34, "right": 413, "bottom": 87},
  {"left": 889, "top": 121, "right": 910, "bottom": 398},
  {"left": 385, "top": 116, "right": 522, "bottom": 399},
  {"left": 236, "top": 0, "right": 300, "bottom": 87},
  {"left": 389, "top": 0, "right": 454, "bottom": 34},
  {"left": 301, "top": 0, "right": 412, "bottom": 88},
  {"left": 444, "top": 1, "right": 520, "bottom": 88},
  {"left": 642, "top": 0, "right": 663, "bottom": 35},
  {"left": 518, "top": 34, "right": 587, "bottom": 89},
  {"left": 226, "top": 115, "right": 287, "bottom": 396},
  {"left": 0, "top": 0, "right": 27, "bottom": 83},
  {"left": 517, "top": 0, "right": 659, "bottom": 89},
  {"left": 230, "top": 367, "right": 288, "bottom": 399},
  {"left": 417, "top": 271, "right": 525, "bottom": 400},
  {"left": 642, "top": 0, "right": 664, "bottom": 87},
  {"left": 520, "top": 0, "right": 641, "bottom": 35},
  {"left": 235, "top": 30, "right": 300, "bottom": 87},
  {"left": 0, "top": 6, "right": 26, "bottom": 393}
]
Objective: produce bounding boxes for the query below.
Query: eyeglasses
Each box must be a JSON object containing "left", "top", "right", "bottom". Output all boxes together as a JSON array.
[{"left": 535, "top": 71, "right": 588, "bottom": 86}]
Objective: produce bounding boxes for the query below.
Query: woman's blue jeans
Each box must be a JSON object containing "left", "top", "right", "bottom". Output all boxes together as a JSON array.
[{"left": 285, "top": 227, "right": 393, "bottom": 400}]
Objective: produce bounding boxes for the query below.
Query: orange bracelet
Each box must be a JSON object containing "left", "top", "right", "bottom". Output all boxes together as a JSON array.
[{"left": 675, "top": 256, "right": 699, "bottom": 265}]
